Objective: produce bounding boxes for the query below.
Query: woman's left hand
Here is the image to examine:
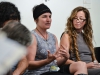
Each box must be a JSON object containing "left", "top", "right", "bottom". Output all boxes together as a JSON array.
[{"left": 57, "top": 48, "right": 69, "bottom": 59}]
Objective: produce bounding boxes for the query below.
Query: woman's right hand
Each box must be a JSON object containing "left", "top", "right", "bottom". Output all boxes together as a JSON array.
[
  {"left": 47, "top": 49, "right": 64, "bottom": 62},
  {"left": 47, "top": 50, "right": 58, "bottom": 62}
]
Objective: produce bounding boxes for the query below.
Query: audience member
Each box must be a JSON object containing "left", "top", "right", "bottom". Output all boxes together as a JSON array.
[
  {"left": 60, "top": 6, "right": 100, "bottom": 75},
  {"left": 24, "top": 4, "right": 88, "bottom": 75},
  {"left": 0, "top": 2, "right": 28, "bottom": 75}
]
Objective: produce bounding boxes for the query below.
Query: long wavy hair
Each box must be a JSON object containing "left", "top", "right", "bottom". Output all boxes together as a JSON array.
[{"left": 65, "top": 6, "right": 96, "bottom": 61}]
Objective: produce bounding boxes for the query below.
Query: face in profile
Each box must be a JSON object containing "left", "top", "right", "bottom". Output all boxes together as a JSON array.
[
  {"left": 35, "top": 12, "right": 52, "bottom": 29},
  {"left": 73, "top": 11, "right": 86, "bottom": 32}
]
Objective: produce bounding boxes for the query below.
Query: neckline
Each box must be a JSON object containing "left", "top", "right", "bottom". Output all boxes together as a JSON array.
[
  {"left": 77, "top": 32, "right": 82, "bottom": 35},
  {"left": 34, "top": 29, "right": 48, "bottom": 41}
]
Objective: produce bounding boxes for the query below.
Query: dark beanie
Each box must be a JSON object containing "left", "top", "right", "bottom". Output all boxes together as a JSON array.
[{"left": 33, "top": 3, "right": 52, "bottom": 20}]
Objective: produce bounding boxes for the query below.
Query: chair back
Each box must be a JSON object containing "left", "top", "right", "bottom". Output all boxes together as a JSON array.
[{"left": 94, "top": 47, "right": 100, "bottom": 62}]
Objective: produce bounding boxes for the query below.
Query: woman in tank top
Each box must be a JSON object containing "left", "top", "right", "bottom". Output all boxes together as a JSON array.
[
  {"left": 24, "top": 3, "right": 88, "bottom": 75},
  {"left": 60, "top": 6, "right": 100, "bottom": 75}
]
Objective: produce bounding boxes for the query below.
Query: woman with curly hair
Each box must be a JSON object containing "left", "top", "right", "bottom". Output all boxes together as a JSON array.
[
  {"left": 24, "top": 3, "right": 88, "bottom": 75},
  {"left": 60, "top": 6, "right": 100, "bottom": 75}
]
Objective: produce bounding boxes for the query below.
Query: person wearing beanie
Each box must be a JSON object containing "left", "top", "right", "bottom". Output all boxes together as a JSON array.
[{"left": 24, "top": 3, "right": 88, "bottom": 75}]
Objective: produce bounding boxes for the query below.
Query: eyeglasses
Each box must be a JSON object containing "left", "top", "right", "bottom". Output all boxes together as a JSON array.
[{"left": 73, "top": 17, "right": 86, "bottom": 22}]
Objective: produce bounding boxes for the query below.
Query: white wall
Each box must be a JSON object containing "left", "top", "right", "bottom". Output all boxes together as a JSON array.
[
  {"left": 91, "top": 0, "right": 100, "bottom": 47},
  {"left": 0, "top": 0, "right": 100, "bottom": 47}
]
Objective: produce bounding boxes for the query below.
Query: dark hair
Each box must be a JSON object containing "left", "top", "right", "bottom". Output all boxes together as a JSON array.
[
  {"left": 0, "top": 2, "right": 21, "bottom": 28},
  {"left": 2, "top": 20, "right": 32, "bottom": 47},
  {"left": 32, "top": 3, "right": 52, "bottom": 20}
]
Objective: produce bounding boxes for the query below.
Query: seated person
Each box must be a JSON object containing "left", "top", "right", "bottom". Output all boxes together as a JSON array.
[
  {"left": 2, "top": 20, "right": 33, "bottom": 75},
  {"left": 24, "top": 3, "right": 88, "bottom": 75},
  {"left": 60, "top": 6, "right": 100, "bottom": 75},
  {"left": 0, "top": 1, "right": 27, "bottom": 75}
]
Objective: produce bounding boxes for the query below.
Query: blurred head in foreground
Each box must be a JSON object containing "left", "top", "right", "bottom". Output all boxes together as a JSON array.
[
  {"left": 0, "top": 1, "right": 21, "bottom": 28},
  {"left": 2, "top": 20, "right": 33, "bottom": 47}
]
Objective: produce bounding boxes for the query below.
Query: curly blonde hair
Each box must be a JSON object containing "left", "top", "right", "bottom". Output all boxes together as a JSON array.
[{"left": 65, "top": 6, "right": 96, "bottom": 61}]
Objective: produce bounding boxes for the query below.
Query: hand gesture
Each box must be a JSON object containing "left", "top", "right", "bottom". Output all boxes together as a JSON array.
[
  {"left": 56, "top": 45, "right": 69, "bottom": 59},
  {"left": 47, "top": 50, "right": 58, "bottom": 62},
  {"left": 58, "top": 48, "right": 69, "bottom": 59}
]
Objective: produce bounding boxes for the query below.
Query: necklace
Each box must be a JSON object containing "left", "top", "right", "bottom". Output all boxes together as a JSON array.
[{"left": 36, "top": 28, "right": 47, "bottom": 41}]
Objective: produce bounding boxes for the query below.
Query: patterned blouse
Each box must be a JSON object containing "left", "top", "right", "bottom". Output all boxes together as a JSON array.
[{"left": 24, "top": 30, "right": 57, "bottom": 75}]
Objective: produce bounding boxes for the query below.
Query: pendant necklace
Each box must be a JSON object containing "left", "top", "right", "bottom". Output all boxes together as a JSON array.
[
  {"left": 36, "top": 28, "right": 49, "bottom": 47},
  {"left": 36, "top": 28, "right": 47, "bottom": 41},
  {"left": 36, "top": 28, "right": 49, "bottom": 50}
]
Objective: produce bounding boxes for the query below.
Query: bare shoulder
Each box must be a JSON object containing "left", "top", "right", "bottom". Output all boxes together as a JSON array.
[
  {"left": 27, "top": 34, "right": 37, "bottom": 60},
  {"left": 52, "top": 34, "right": 57, "bottom": 39},
  {"left": 60, "top": 32, "right": 70, "bottom": 50},
  {"left": 31, "top": 34, "right": 37, "bottom": 44},
  {"left": 27, "top": 34, "right": 37, "bottom": 52},
  {"left": 61, "top": 32, "right": 69, "bottom": 40}
]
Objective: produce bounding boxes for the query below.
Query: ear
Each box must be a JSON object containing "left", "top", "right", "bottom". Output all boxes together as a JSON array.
[{"left": 34, "top": 19, "right": 38, "bottom": 24}]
